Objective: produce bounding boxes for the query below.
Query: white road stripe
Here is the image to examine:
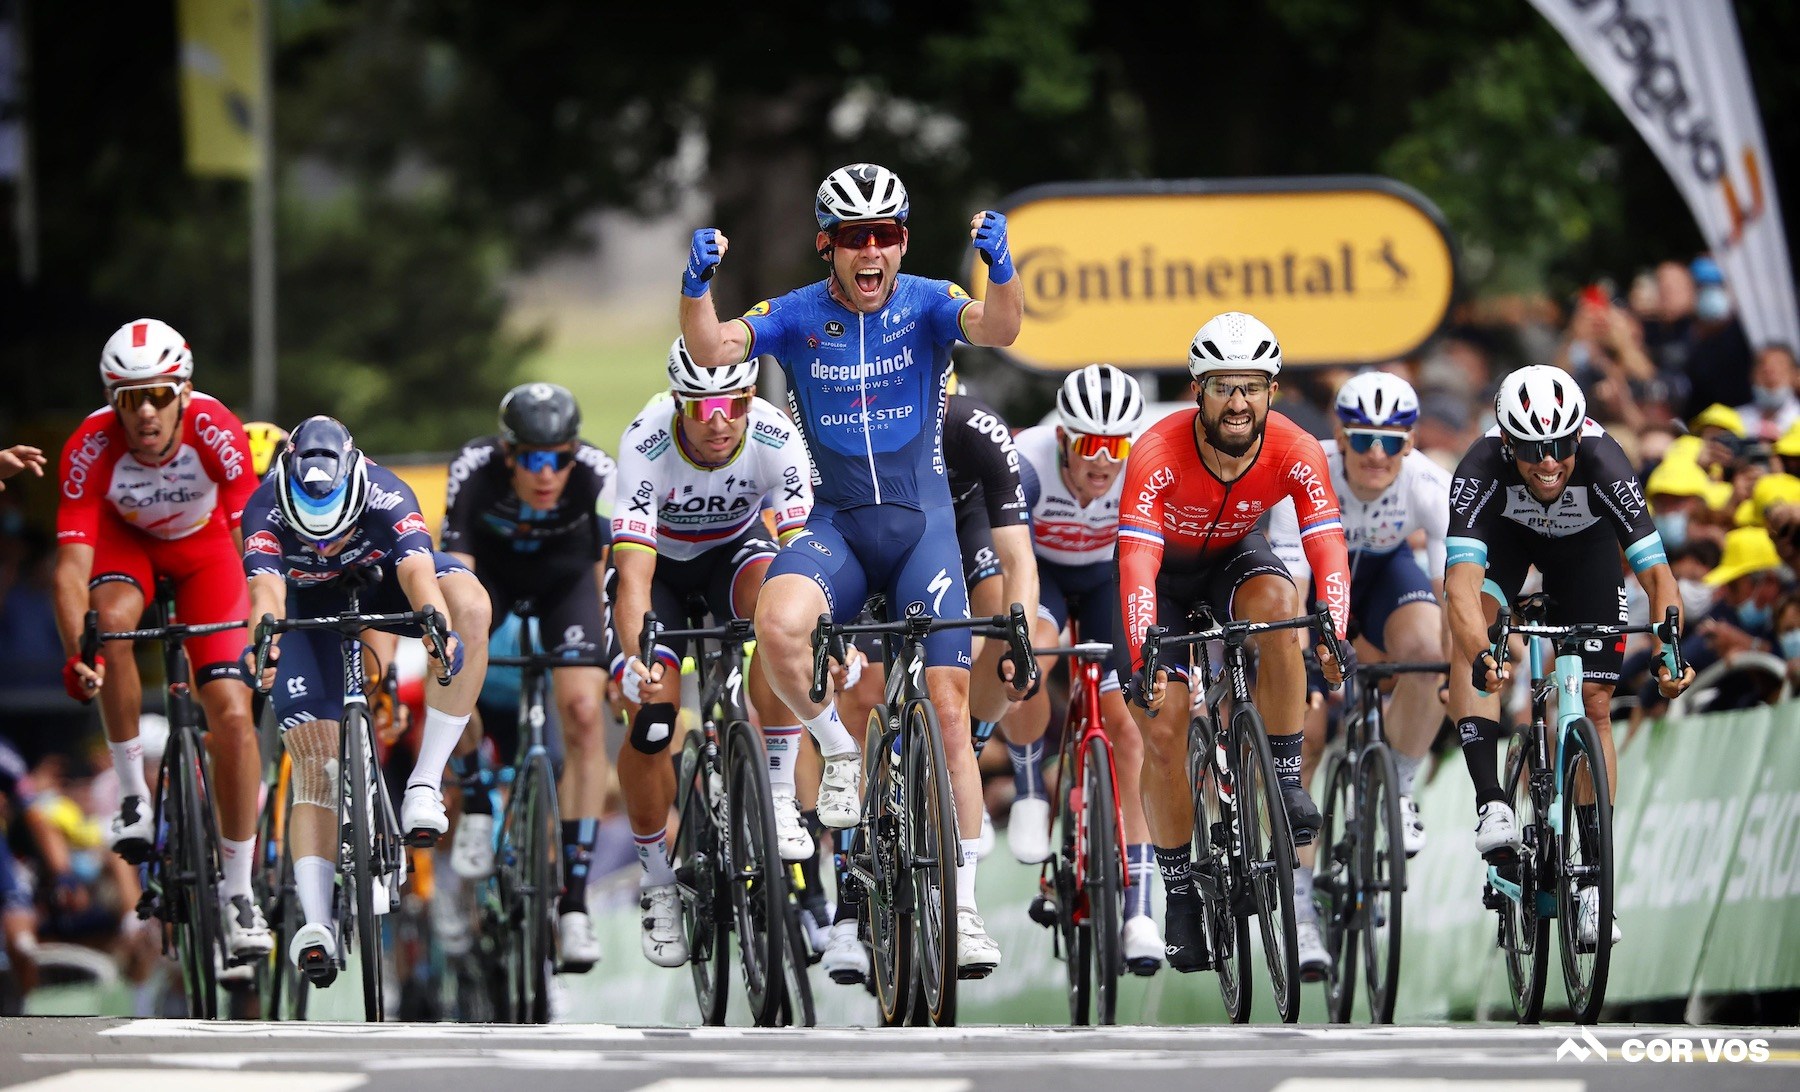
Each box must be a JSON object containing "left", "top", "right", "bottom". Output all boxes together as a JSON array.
[
  {"left": 0, "top": 1069, "right": 366, "bottom": 1092},
  {"left": 1271, "top": 1082, "right": 1586, "bottom": 1091}
]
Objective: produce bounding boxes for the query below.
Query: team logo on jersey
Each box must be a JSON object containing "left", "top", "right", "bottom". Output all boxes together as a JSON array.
[
  {"left": 745, "top": 300, "right": 772, "bottom": 317},
  {"left": 825, "top": 320, "right": 845, "bottom": 338},
  {"left": 947, "top": 284, "right": 970, "bottom": 300},
  {"left": 393, "top": 513, "right": 430, "bottom": 538},
  {"left": 246, "top": 530, "right": 282, "bottom": 556}
]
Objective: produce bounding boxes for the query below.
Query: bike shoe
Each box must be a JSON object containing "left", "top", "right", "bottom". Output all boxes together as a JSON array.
[
  {"left": 816, "top": 750, "right": 862, "bottom": 830},
  {"left": 1122, "top": 914, "right": 1164, "bottom": 976},
  {"left": 955, "top": 908, "right": 1002, "bottom": 979},
  {"left": 1008, "top": 795, "right": 1052, "bottom": 864},
  {"left": 110, "top": 795, "right": 154, "bottom": 865},
  {"left": 400, "top": 783, "right": 448, "bottom": 847},
  {"left": 1281, "top": 783, "right": 1322, "bottom": 848},
  {"left": 1295, "top": 916, "right": 1331, "bottom": 983},
  {"left": 639, "top": 883, "right": 689, "bottom": 968},
  {"left": 290, "top": 921, "right": 338, "bottom": 987},
  {"left": 1399, "top": 794, "right": 1427, "bottom": 858},
  {"left": 1576, "top": 885, "right": 1621, "bottom": 952},
  {"left": 559, "top": 910, "right": 602, "bottom": 972},
  {"left": 1474, "top": 801, "right": 1522, "bottom": 861},
  {"left": 222, "top": 893, "right": 275, "bottom": 960},
  {"left": 822, "top": 919, "right": 869, "bottom": 984},
  {"left": 772, "top": 789, "right": 815, "bottom": 862},
  {"left": 1164, "top": 889, "right": 1212, "bottom": 973},
  {"left": 451, "top": 813, "right": 496, "bottom": 879}
]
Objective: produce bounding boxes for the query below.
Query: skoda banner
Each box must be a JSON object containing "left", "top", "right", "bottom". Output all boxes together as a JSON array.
[{"left": 965, "top": 177, "right": 1458, "bottom": 373}]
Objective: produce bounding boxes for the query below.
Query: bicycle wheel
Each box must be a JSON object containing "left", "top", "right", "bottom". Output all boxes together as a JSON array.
[
  {"left": 345, "top": 711, "right": 385, "bottom": 1021},
  {"left": 1498, "top": 732, "right": 1550, "bottom": 1023},
  {"left": 1315, "top": 749, "right": 1358, "bottom": 1024},
  {"left": 1193, "top": 712, "right": 1250, "bottom": 1023},
  {"left": 1557, "top": 717, "right": 1613, "bottom": 1024},
  {"left": 905, "top": 700, "right": 959, "bottom": 1026},
  {"left": 168, "top": 733, "right": 221, "bottom": 1019},
  {"left": 1234, "top": 704, "right": 1301, "bottom": 1023},
  {"left": 778, "top": 902, "right": 817, "bottom": 1027},
  {"left": 673, "top": 734, "right": 729, "bottom": 1025},
  {"left": 509, "top": 753, "right": 561, "bottom": 1024},
  {"left": 1082, "top": 733, "right": 1123, "bottom": 1026},
  {"left": 725, "top": 719, "right": 787, "bottom": 1027},
  {"left": 1058, "top": 735, "right": 1090, "bottom": 1025},
  {"left": 866, "top": 714, "right": 915, "bottom": 1027},
  {"left": 1359, "top": 743, "right": 1405, "bottom": 1024}
]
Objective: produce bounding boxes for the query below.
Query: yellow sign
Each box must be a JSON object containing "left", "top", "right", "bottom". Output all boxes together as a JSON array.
[
  {"left": 966, "top": 178, "right": 1457, "bottom": 371},
  {"left": 177, "top": 0, "right": 262, "bottom": 178}
]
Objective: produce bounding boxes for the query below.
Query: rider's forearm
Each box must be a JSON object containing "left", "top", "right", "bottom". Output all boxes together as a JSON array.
[
  {"left": 396, "top": 556, "right": 450, "bottom": 620},
  {"left": 1640, "top": 562, "right": 1683, "bottom": 631},
  {"left": 52, "top": 545, "right": 96, "bottom": 657},
  {"left": 247, "top": 574, "right": 286, "bottom": 627},
  {"left": 612, "top": 550, "right": 656, "bottom": 665},
  {"left": 678, "top": 296, "right": 745, "bottom": 366},
  {"left": 992, "top": 526, "right": 1039, "bottom": 625},
  {"left": 1444, "top": 564, "right": 1489, "bottom": 663}
]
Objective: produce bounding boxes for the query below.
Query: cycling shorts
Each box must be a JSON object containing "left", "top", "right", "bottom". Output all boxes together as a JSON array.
[
  {"left": 273, "top": 552, "right": 474, "bottom": 729},
  {"left": 89, "top": 515, "right": 248, "bottom": 683},
  {"left": 1477, "top": 521, "right": 1629, "bottom": 686},
  {"left": 954, "top": 497, "right": 1003, "bottom": 589},
  {"left": 479, "top": 558, "right": 607, "bottom": 659},
  {"left": 1115, "top": 533, "right": 1292, "bottom": 685},
  {"left": 1039, "top": 557, "right": 1121, "bottom": 692},
  {"left": 1345, "top": 548, "right": 1438, "bottom": 654},
  {"left": 767, "top": 502, "right": 972, "bottom": 670},
  {"left": 607, "top": 525, "right": 778, "bottom": 673}
]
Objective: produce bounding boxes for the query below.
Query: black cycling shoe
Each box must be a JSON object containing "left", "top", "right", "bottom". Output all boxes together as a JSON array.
[
  {"left": 1163, "top": 890, "right": 1212, "bottom": 973},
  {"left": 1282, "top": 783, "right": 1322, "bottom": 847}
]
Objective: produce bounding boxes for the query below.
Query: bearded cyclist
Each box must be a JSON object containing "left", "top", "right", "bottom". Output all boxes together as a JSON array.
[{"left": 1118, "top": 312, "right": 1353, "bottom": 973}]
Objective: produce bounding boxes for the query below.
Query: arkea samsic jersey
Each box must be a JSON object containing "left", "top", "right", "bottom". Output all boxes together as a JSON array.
[
  {"left": 1267, "top": 440, "right": 1452, "bottom": 588},
  {"left": 611, "top": 398, "right": 814, "bottom": 562},
  {"left": 735, "top": 274, "right": 975, "bottom": 511},
  {"left": 1014, "top": 423, "right": 1122, "bottom": 566},
  {"left": 441, "top": 437, "right": 614, "bottom": 563},
  {"left": 242, "top": 463, "right": 435, "bottom": 587}
]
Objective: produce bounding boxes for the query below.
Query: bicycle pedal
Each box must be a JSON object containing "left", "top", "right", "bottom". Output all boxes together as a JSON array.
[
  {"left": 1481, "top": 883, "right": 1506, "bottom": 911},
  {"left": 403, "top": 828, "right": 441, "bottom": 849},
  {"left": 1481, "top": 845, "right": 1520, "bottom": 866},
  {"left": 299, "top": 948, "right": 338, "bottom": 987},
  {"left": 1125, "top": 956, "right": 1161, "bottom": 978},
  {"left": 1027, "top": 894, "right": 1059, "bottom": 929},
  {"left": 114, "top": 838, "right": 153, "bottom": 867},
  {"left": 957, "top": 961, "right": 998, "bottom": 981},
  {"left": 135, "top": 891, "right": 160, "bottom": 921}
]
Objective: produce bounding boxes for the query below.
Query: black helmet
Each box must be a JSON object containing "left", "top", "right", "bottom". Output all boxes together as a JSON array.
[
  {"left": 275, "top": 415, "right": 369, "bottom": 544},
  {"left": 499, "top": 382, "right": 582, "bottom": 446}
]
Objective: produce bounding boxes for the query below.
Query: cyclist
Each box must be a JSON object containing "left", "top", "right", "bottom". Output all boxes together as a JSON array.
[
  {"left": 609, "top": 338, "right": 815, "bottom": 968},
  {"left": 51, "top": 318, "right": 272, "bottom": 961},
  {"left": 242, "top": 421, "right": 290, "bottom": 480},
  {"left": 1446, "top": 365, "right": 1692, "bottom": 949},
  {"left": 676, "top": 162, "right": 1025, "bottom": 974},
  {"left": 1267, "top": 370, "right": 1451, "bottom": 979},
  {"left": 441, "top": 382, "right": 615, "bottom": 971},
  {"left": 1118, "top": 311, "right": 1352, "bottom": 974},
  {"left": 242, "top": 415, "right": 489, "bottom": 979}
]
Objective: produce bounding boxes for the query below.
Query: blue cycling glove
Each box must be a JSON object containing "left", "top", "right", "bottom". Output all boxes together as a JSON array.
[
  {"left": 972, "top": 211, "right": 1015, "bottom": 284},
  {"left": 682, "top": 228, "right": 723, "bottom": 298},
  {"left": 433, "top": 629, "right": 464, "bottom": 680}
]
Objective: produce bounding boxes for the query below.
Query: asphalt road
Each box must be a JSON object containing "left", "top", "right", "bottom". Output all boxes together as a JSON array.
[{"left": 2, "top": 1019, "right": 1797, "bottom": 1092}]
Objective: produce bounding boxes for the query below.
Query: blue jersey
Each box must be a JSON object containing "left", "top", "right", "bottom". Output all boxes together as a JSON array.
[
  {"left": 738, "top": 274, "right": 975, "bottom": 511},
  {"left": 242, "top": 462, "right": 437, "bottom": 588}
]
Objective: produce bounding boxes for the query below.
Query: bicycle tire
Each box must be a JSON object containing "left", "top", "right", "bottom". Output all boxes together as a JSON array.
[
  {"left": 906, "top": 699, "right": 959, "bottom": 1026},
  {"left": 866, "top": 711, "right": 915, "bottom": 1027},
  {"left": 1193, "top": 711, "right": 1250, "bottom": 1022},
  {"left": 511, "top": 752, "right": 560, "bottom": 1024},
  {"left": 1499, "top": 732, "right": 1550, "bottom": 1024},
  {"left": 1558, "top": 717, "right": 1613, "bottom": 1024},
  {"left": 346, "top": 709, "right": 385, "bottom": 1021},
  {"left": 1058, "top": 732, "right": 1090, "bottom": 1025},
  {"left": 673, "top": 733, "right": 729, "bottom": 1025},
  {"left": 169, "top": 732, "right": 221, "bottom": 1019},
  {"left": 260, "top": 786, "right": 309, "bottom": 1022},
  {"left": 778, "top": 901, "right": 817, "bottom": 1027},
  {"left": 1359, "top": 742, "right": 1405, "bottom": 1025},
  {"left": 1315, "top": 749, "right": 1358, "bottom": 1023},
  {"left": 725, "top": 719, "right": 786, "bottom": 1027},
  {"left": 1234, "top": 703, "right": 1301, "bottom": 1024},
  {"left": 1083, "top": 733, "right": 1123, "bottom": 1026}
]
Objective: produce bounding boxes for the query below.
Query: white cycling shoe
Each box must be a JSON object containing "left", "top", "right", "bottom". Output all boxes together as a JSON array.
[
  {"left": 955, "top": 908, "right": 1001, "bottom": 979},
  {"left": 1474, "top": 801, "right": 1521, "bottom": 859},
  {"left": 559, "top": 910, "right": 601, "bottom": 972},
  {"left": 289, "top": 921, "right": 338, "bottom": 986},
  {"left": 1576, "top": 886, "right": 1621, "bottom": 951},
  {"left": 1295, "top": 916, "right": 1331, "bottom": 983},
  {"left": 822, "top": 919, "right": 869, "bottom": 985},
  {"left": 401, "top": 784, "right": 449, "bottom": 846},
  {"left": 109, "top": 795, "right": 154, "bottom": 863},
  {"left": 451, "top": 813, "right": 496, "bottom": 879},
  {"left": 772, "top": 789, "right": 815, "bottom": 862},
  {"left": 1008, "top": 795, "right": 1052, "bottom": 864},
  {"left": 640, "top": 884, "right": 689, "bottom": 968},
  {"left": 1122, "top": 914, "right": 1164, "bottom": 976},
  {"left": 221, "top": 894, "right": 274, "bottom": 961},
  {"left": 1400, "top": 794, "right": 1427, "bottom": 858},
  {"left": 816, "top": 750, "right": 862, "bottom": 829}
]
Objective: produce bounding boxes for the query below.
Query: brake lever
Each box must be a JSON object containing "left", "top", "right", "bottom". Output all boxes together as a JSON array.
[
  {"left": 1005, "top": 603, "right": 1037, "bottom": 690},
  {"left": 420, "top": 605, "right": 453, "bottom": 685},
  {"left": 1138, "top": 625, "right": 1164, "bottom": 718},
  {"left": 809, "top": 613, "right": 835, "bottom": 705}
]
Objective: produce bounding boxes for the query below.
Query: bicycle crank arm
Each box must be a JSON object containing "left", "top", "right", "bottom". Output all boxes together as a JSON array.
[{"left": 1485, "top": 864, "right": 1523, "bottom": 904}]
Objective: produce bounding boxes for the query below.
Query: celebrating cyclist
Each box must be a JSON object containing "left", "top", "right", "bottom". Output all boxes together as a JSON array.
[
  {"left": 1000, "top": 363, "right": 1165, "bottom": 973},
  {"left": 1118, "top": 311, "right": 1352, "bottom": 974},
  {"left": 242, "top": 415, "right": 489, "bottom": 979},
  {"left": 441, "top": 382, "right": 615, "bottom": 972},
  {"left": 1267, "top": 371, "right": 1451, "bottom": 980},
  {"left": 1445, "top": 365, "right": 1692, "bottom": 949},
  {"left": 676, "top": 162, "right": 1024, "bottom": 975},
  {"left": 51, "top": 318, "right": 271, "bottom": 961},
  {"left": 609, "top": 338, "right": 815, "bottom": 969}
]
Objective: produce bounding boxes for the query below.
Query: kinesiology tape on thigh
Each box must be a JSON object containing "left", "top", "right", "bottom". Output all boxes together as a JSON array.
[
  {"left": 285, "top": 719, "right": 341, "bottom": 810},
  {"left": 629, "top": 703, "right": 679, "bottom": 755}
]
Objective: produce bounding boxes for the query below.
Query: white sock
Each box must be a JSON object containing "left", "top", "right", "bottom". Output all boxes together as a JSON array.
[
  {"left": 294, "top": 856, "right": 336, "bottom": 927},
  {"left": 764, "top": 726, "right": 803, "bottom": 793},
  {"left": 409, "top": 706, "right": 471, "bottom": 790},
  {"left": 1293, "top": 864, "right": 1316, "bottom": 924},
  {"left": 219, "top": 836, "right": 256, "bottom": 900},
  {"left": 634, "top": 827, "right": 677, "bottom": 887},
  {"left": 957, "top": 839, "right": 981, "bottom": 914},
  {"left": 801, "top": 703, "right": 857, "bottom": 757},
  {"left": 109, "top": 739, "right": 149, "bottom": 800},
  {"left": 1392, "top": 750, "right": 1423, "bottom": 797}
]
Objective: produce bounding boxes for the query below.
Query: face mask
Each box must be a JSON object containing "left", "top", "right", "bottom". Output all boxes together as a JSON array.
[
  {"left": 1678, "top": 577, "right": 1715, "bottom": 619},
  {"left": 1653, "top": 511, "right": 1688, "bottom": 550},
  {"left": 1696, "top": 285, "right": 1730, "bottom": 322},
  {"left": 1737, "top": 599, "right": 1772, "bottom": 633},
  {"left": 1781, "top": 630, "right": 1800, "bottom": 660},
  {"left": 1753, "top": 384, "right": 1790, "bottom": 411}
]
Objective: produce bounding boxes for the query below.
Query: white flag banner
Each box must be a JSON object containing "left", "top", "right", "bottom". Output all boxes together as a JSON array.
[{"left": 1529, "top": 0, "right": 1799, "bottom": 352}]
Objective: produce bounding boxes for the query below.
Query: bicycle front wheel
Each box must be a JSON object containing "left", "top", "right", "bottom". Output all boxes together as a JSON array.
[
  {"left": 1234, "top": 704, "right": 1301, "bottom": 1024},
  {"left": 1193, "top": 712, "right": 1251, "bottom": 1023},
  {"left": 1557, "top": 717, "right": 1613, "bottom": 1024},
  {"left": 905, "top": 700, "right": 959, "bottom": 1027},
  {"left": 726, "top": 719, "right": 787, "bottom": 1027},
  {"left": 673, "top": 734, "right": 728, "bottom": 1025},
  {"left": 1315, "top": 749, "right": 1357, "bottom": 1023},
  {"left": 1358, "top": 743, "right": 1405, "bottom": 1024},
  {"left": 1499, "top": 732, "right": 1550, "bottom": 1024},
  {"left": 1058, "top": 732, "right": 1090, "bottom": 1025},
  {"left": 169, "top": 733, "right": 221, "bottom": 1019},
  {"left": 1082, "top": 733, "right": 1123, "bottom": 1026},
  {"left": 865, "top": 713, "right": 915, "bottom": 1026},
  {"left": 345, "top": 712, "right": 385, "bottom": 1021},
  {"left": 508, "top": 753, "right": 560, "bottom": 1024}
]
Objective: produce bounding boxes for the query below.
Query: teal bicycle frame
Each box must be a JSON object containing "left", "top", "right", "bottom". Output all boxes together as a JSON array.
[{"left": 1485, "top": 636, "right": 1585, "bottom": 919}]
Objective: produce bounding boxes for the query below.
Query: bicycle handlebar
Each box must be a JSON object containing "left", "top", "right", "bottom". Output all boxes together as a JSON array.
[
  {"left": 1134, "top": 602, "right": 1340, "bottom": 716},
  {"left": 252, "top": 605, "right": 452, "bottom": 695},
  {"left": 806, "top": 605, "right": 1035, "bottom": 705},
  {"left": 81, "top": 611, "right": 245, "bottom": 662},
  {"left": 1035, "top": 642, "right": 1115, "bottom": 661},
  {"left": 1485, "top": 603, "right": 1685, "bottom": 683}
]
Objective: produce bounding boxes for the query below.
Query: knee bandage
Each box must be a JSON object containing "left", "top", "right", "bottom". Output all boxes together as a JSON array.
[
  {"left": 628, "top": 703, "right": 678, "bottom": 755},
  {"left": 285, "top": 719, "right": 340, "bottom": 811}
]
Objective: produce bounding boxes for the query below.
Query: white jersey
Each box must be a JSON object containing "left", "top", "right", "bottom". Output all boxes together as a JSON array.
[
  {"left": 1268, "top": 440, "right": 1452, "bottom": 588},
  {"left": 1015, "top": 423, "right": 1122, "bottom": 567},
  {"left": 611, "top": 397, "right": 814, "bottom": 562}
]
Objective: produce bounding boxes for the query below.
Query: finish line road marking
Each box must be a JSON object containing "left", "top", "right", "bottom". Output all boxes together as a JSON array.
[{"left": 1, "top": 1070, "right": 367, "bottom": 1092}]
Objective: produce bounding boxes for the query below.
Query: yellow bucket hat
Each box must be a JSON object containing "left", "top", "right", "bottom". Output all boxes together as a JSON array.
[
  {"left": 1689, "top": 403, "right": 1747, "bottom": 439},
  {"left": 1705, "top": 526, "right": 1783, "bottom": 585}
]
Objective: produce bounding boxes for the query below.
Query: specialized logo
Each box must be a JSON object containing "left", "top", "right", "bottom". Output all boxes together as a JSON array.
[{"left": 927, "top": 567, "right": 954, "bottom": 615}]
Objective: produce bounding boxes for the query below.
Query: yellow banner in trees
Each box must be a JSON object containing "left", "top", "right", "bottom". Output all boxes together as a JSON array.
[{"left": 177, "top": 0, "right": 261, "bottom": 178}]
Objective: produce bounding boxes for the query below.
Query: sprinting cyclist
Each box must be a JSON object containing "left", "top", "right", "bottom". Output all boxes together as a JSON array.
[
  {"left": 242, "top": 415, "right": 489, "bottom": 979},
  {"left": 441, "top": 382, "right": 615, "bottom": 971},
  {"left": 1118, "top": 311, "right": 1352, "bottom": 973},
  {"left": 52, "top": 318, "right": 271, "bottom": 960},
  {"left": 675, "top": 162, "right": 1025, "bottom": 974},
  {"left": 1445, "top": 365, "right": 1691, "bottom": 949},
  {"left": 242, "top": 421, "right": 290, "bottom": 480},
  {"left": 1001, "top": 363, "right": 1165, "bottom": 974},
  {"left": 609, "top": 338, "right": 814, "bottom": 968},
  {"left": 1267, "top": 371, "right": 1451, "bottom": 980}
]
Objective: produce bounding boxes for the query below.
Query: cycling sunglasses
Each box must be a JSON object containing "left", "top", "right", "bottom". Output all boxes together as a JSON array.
[
  {"left": 831, "top": 222, "right": 905, "bottom": 250},
  {"left": 1199, "top": 376, "right": 1271, "bottom": 400},
  {"left": 1067, "top": 432, "right": 1132, "bottom": 462},
  {"left": 515, "top": 448, "right": 576, "bottom": 473},
  {"left": 111, "top": 382, "right": 184, "bottom": 414},
  {"left": 1345, "top": 429, "right": 1408, "bottom": 457},
  {"left": 678, "top": 394, "right": 753, "bottom": 422},
  {"left": 1509, "top": 435, "right": 1579, "bottom": 464}
]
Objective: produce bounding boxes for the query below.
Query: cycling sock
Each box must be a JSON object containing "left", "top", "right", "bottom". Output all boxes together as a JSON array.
[
  {"left": 972, "top": 719, "right": 998, "bottom": 758},
  {"left": 633, "top": 827, "right": 677, "bottom": 887},
  {"left": 1006, "top": 739, "right": 1046, "bottom": 799},
  {"left": 1155, "top": 844, "right": 1194, "bottom": 899},
  {"left": 1457, "top": 716, "right": 1505, "bottom": 806},
  {"left": 294, "top": 855, "right": 336, "bottom": 928},
  {"left": 798, "top": 810, "right": 825, "bottom": 901},
  {"left": 1292, "top": 863, "right": 1316, "bottom": 923},
  {"left": 560, "top": 818, "right": 597, "bottom": 913},
  {"left": 219, "top": 836, "right": 255, "bottom": 900},
  {"left": 409, "top": 707, "right": 472, "bottom": 791},
  {"left": 1126, "top": 843, "right": 1155, "bottom": 919},
  {"left": 763, "top": 725, "right": 803, "bottom": 793},
  {"left": 1268, "top": 730, "right": 1303, "bottom": 790},
  {"left": 451, "top": 752, "right": 492, "bottom": 816},
  {"left": 957, "top": 842, "right": 980, "bottom": 914},
  {"left": 1392, "top": 750, "right": 1423, "bottom": 797},
  {"left": 801, "top": 704, "right": 857, "bottom": 757},
  {"left": 109, "top": 738, "right": 149, "bottom": 801}
]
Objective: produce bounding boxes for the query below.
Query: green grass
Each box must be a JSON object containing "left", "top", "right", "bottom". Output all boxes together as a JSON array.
[{"left": 520, "top": 327, "right": 674, "bottom": 456}]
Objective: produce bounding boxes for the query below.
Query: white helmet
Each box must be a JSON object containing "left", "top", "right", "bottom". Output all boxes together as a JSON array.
[
  {"left": 1057, "top": 364, "right": 1144, "bottom": 435},
  {"left": 100, "top": 318, "right": 193, "bottom": 389},
  {"left": 1187, "top": 311, "right": 1282, "bottom": 377},
  {"left": 667, "top": 337, "right": 758, "bottom": 396},
  {"left": 1334, "top": 372, "right": 1420, "bottom": 429},
  {"left": 816, "top": 163, "right": 909, "bottom": 229},
  {"left": 1494, "top": 364, "right": 1587, "bottom": 442}
]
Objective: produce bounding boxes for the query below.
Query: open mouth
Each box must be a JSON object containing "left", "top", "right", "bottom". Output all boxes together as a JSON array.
[{"left": 855, "top": 267, "right": 884, "bottom": 296}]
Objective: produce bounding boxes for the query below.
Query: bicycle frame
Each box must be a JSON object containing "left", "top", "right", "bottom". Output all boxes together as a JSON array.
[{"left": 1050, "top": 640, "right": 1129, "bottom": 933}]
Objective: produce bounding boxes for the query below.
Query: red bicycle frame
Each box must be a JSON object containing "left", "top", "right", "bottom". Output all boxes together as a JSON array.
[{"left": 1046, "top": 628, "right": 1130, "bottom": 927}]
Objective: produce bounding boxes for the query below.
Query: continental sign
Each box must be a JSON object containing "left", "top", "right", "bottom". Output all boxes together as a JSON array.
[{"left": 965, "top": 177, "right": 1457, "bottom": 372}]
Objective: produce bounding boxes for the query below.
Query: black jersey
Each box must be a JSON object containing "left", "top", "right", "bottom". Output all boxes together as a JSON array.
[
  {"left": 942, "top": 394, "right": 1029, "bottom": 529},
  {"left": 441, "top": 436, "right": 614, "bottom": 563}
]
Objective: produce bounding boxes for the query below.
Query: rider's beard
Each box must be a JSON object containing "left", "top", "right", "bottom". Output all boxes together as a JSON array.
[{"left": 1200, "top": 401, "right": 1265, "bottom": 458}]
